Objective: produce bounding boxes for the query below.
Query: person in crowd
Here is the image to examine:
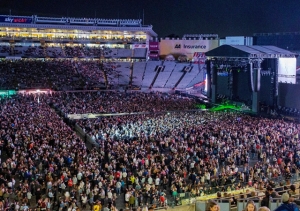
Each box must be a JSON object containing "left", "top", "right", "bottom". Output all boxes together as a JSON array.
[
  {"left": 205, "top": 200, "right": 220, "bottom": 211},
  {"left": 244, "top": 200, "right": 257, "bottom": 211},
  {"left": 274, "top": 193, "right": 299, "bottom": 211},
  {"left": 260, "top": 191, "right": 270, "bottom": 208}
]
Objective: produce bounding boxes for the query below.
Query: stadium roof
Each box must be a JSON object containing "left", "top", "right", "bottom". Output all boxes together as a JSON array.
[{"left": 205, "top": 45, "right": 297, "bottom": 58}]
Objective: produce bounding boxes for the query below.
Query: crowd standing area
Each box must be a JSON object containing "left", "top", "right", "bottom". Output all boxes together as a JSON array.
[
  {"left": 0, "top": 92, "right": 300, "bottom": 211},
  {"left": 51, "top": 92, "right": 197, "bottom": 114}
]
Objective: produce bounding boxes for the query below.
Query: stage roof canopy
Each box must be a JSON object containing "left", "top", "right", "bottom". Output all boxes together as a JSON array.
[{"left": 205, "top": 45, "right": 297, "bottom": 59}]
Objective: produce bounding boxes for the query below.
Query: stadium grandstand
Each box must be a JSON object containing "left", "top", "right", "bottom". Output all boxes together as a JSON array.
[
  {"left": 0, "top": 14, "right": 155, "bottom": 60},
  {"left": 0, "top": 14, "right": 209, "bottom": 92}
]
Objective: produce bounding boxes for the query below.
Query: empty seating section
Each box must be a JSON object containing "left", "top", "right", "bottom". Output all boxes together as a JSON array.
[
  {"left": 186, "top": 71, "right": 204, "bottom": 88},
  {"left": 103, "top": 48, "right": 118, "bottom": 57},
  {"left": 132, "top": 62, "right": 146, "bottom": 87},
  {"left": 153, "top": 61, "right": 175, "bottom": 88},
  {"left": 116, "top": 48, "right": 132, "bottom": 58},
  {"left": 177, "top": 64, "right": 199, "bottom": 89},
  {"left": 133, "top": 48, "right": 147, "bottom": 58},
  {"left": 164, "top": 63, "right": 186, "bottom": 88},
  {"left": 187, "top": 64, "right": 206, "bottom": 87},
  {"left": 142, "top": 61, "right": 161, "bottom": 87}
]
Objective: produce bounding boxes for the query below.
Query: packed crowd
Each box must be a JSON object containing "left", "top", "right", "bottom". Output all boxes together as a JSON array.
[
  {"left": 0, "top": 44, "right": 131, "bottom": 59},
  {"left": 0, "top": 91, "right": 299, "bottom": 211},
  {"left": 0, "top": 59, "right": 88, "bottom": 90},
  {"left": 75, "top": 61, "right": 106, "bottom": 87},
  {"left": 0, "top": 94, "right": 88, "bottom": 210},
  {"left": 51, "top": 91, "right": 197, "bottom": 114},
  {"left": 75, "top": 106, "right": 300, "bottom": 208},
  {"left": 0, "top": 59, "right": 142, "bottom": 91},
  {"left": 23, "top": 47, "right": 46, "bottom": 58}
]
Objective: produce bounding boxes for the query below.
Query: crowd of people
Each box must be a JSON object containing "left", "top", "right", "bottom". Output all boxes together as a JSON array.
[
  {"left": 0, "top": 44, "right": 133, "bottom": 59},
  {"left": 0, "top": 59, "right": 91, "bottom": 90},
  {"left": 51, "top": 91, "right": 197, "bottom": 114},
  {"left": 0, "top": 90, "right": 298, "bottom": 211},
  {"left": 72, "top": 96, "right": 300, "bottom": 210},
  {"left": 0, "top": 59, "right": 148, "bottom": 91}
]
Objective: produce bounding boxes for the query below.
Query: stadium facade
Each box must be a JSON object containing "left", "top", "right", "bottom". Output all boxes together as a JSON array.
[{"left": 0, "top": 14, "right": 156, "bottom": 60}]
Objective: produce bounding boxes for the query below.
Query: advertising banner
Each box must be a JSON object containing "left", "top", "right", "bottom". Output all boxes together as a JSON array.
[
  {"left": 132, "top": 44, "right": 147, "bottom": 49},
  {"left": 160, "top": 39, "right": 218, "bottom": 60},
  {"left": 192, "top": 52, "right": 206, "bottom": 64},
  {"left": 149, "top": 53, "right": 159, "bottom": 58},
  {"left": 149, "top": 41, "right": 159, "bottom": 51},
  {"left": 0, "top": 16, "right": 32, "bottom": 24},
  {"left": 278, "top": 58, "right": 296, "bottom": 84}
]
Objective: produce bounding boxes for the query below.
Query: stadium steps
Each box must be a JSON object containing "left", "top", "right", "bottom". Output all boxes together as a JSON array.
[
  {"left": 186, "top": 63, "right": 206, "bottom": 88},
  {"left": 132, "top": 62, "right": 146, "bottom": 87},
  {"left": 142, "top": 61, "right": 162, "bottom": 88},
  {"left": 176, "top": 64, "right": 200, "bottom": 89},
  {"left": 164, "top": 63, "right": 186, "bottom": 88},
  {"left": 152, "top": 61, "right": 176, "bottom": 88},
  {"left": 174, "top": 71, "right": 187, "bottom": 89},
  {"left": 150, "top": 65, "right": 165, "bottom": 88}
]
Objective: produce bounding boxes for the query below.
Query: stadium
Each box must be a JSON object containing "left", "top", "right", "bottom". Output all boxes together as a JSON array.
[{"left": 0, "top": 14, "right": 299, "bottom": 211}]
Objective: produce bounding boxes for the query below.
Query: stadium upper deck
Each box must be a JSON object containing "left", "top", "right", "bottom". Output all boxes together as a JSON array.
[{"left": 0, "top": 14, "right": 157, "bottom": 46}]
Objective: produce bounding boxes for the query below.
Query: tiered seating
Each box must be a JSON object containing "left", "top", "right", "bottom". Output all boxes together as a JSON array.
[
  {"left": 45, "top": 46, "right": 64, "bottom": 58},
  {"left": 64, "top": 46, "right": 85, "bottom": 57},
  {"left": 164, "top": 63, "right": 186, "bottom": 88},
  {"left": 11, "top": 45, "right": 27, "bottom": 56},
  {"left": 23, "top": 46, "right": 46, "bottom": 57},
  {"left": 177, "top": 64, "right": 200, "bottom": 89},
  {"left": 107, "top": 62, "right": 131, "bottom": 86},
  {"left": 83, "top": 46, "right": 103, "bottom": 57},
  {"left": 186, "top": 64, "right": 206, "bottom": 87},
  {"left": 76, "top": 60, "right": 106, "bottom": 86},
  {"left": 0, "top": 59, "right": 83, "bottom": 90},
  {"left": 117, "top": 48, "right": 132, "bottom": 57},
  {"left": 132, "top": 62, "right": 146, "bottom": 87},
  {"left": 142, "top": 61, "right": 162, "bottom": 87},
  {"left": 103, "top": 48, "right": 118, "bottom": 57},
  {"left": 0, "top": 45, "right": 11, "bottom": 57},
  {"left": 133, "top": 48, "right": 147, "bottom": 58},
  {"left": 153, "top": 61, "right": 176, "bottom": 88}
]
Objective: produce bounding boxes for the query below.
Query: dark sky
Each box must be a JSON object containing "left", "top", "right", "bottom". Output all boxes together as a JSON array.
[{"left": 0, "top": 0, "right": 299, "bottom": 38}]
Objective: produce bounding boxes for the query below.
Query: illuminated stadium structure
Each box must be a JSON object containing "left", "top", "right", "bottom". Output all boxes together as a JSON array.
[{"left": 0, "top": 14, "right": 157, "bottom": 59}]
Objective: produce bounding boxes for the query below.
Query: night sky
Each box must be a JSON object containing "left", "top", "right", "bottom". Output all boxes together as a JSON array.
[{"left": 0, "top": 0, "right": 299, "bottom": 38}]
